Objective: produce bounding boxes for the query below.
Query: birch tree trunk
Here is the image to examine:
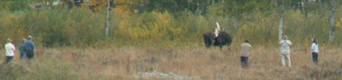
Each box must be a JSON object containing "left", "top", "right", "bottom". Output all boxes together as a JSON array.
[
  {"left": 234, "top": 13, "right": 238, "bottom": 32},
  {"left": 279, "top": 4, "right": 284, "bottom": 40},
  {"left": 279, "top": 13, "right": 283, "bottom": 40},
  {"left": 328, "top": 0, "right": 335, "bottom": 44},
  {"left": 105, "top": 0, "right": 110, "bottom": 36},
  {"left": 234, "top": 0, "right": 239, "bottom": 37}
]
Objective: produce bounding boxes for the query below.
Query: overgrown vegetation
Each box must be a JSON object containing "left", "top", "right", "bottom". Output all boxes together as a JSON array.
[
  {"left": 0, "top": 0, "right": 341, "bottom": 79},
  {"left": 0, "top": 46, "right": 341, "bottom": 80},
  {"left": 1, "top": 7, "right": 342, "bottom": 48}
]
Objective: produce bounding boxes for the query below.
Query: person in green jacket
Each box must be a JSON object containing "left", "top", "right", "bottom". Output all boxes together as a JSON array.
[{"left": 19, "top": 38, "right": 27, "bottom": 61}]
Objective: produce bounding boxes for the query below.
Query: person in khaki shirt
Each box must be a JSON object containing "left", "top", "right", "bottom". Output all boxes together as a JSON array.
[
  {"left": 240, "top": 40, "right": 252, "bottom": 68},
  {"left": 279, "top": 36, "right": 292, "bottom": 68}
]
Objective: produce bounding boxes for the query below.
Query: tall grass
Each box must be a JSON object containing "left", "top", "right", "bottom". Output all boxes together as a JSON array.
[{"left": 0, "top": 45, "right": 341, "bottom": 79}]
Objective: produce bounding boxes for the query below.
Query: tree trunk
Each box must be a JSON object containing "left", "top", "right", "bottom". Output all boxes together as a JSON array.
[
  {"left": 234, "top": 13, "right": 238, "bottom": 35},
  {"left": 301, "top": 1, "right": 306, "bottom": 17},
  {"left": 35, "top": 8, "right": 40, "bottom": 33},
  {"left": 105, "top": 0, "right": 110, "bottom": 36},
  {"left": 328, "top": 0, "right": 335, "bottom": 44},
  {"left": 279, "top": 3, "right": 284, "bottom": 40},
  {"left": 63, "top": 0, "right": 74, "bottom": 10},
  {"left": 234, "top": 0, "right": 238, "bottom": 37},
  {"left": 279, "top": 13, "right": 283, "bottom": 40}
]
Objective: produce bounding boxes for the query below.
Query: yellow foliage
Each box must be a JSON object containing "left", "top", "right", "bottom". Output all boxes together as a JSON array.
[
  {"left": 1, "top": 5, "right": 342, "bottom": 48},
  {"left": 88, "top": 0, "right": 112, "bottom": 12},
  {"left": 0, "top": 1, "right": 12, "bottom": 10},
  {"left": 115, "top": 10, "right": 177, "bottom": 42},
  {"left": 336, "top": 18, "right": 342, "bottom": 28},
  {"left": 89, "top": 0, "right": 141, "bottom": 12}
]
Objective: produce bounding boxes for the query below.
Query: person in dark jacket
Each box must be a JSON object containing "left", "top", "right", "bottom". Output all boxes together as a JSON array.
[
  {"left": 25, "top": 36, "right": 35, "bottom": 59},
  {"left": 19, "top": 38, "right": 27, "bottom": 61}
]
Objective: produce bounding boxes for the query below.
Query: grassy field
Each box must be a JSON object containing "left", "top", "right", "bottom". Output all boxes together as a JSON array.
[{"left": 0, "top": 45, "right": 341, "bottom": 80}]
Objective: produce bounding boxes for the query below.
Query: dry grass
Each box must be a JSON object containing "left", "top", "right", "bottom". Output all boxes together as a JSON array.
[{"left": 0, "top": 45, "right": 341, "bottom": 80}]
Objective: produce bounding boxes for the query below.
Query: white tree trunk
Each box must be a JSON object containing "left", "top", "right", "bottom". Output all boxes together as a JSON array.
[
  {"left": 279, "top": 4, "right": 284, "bottom": 40},
  {"left": 234, "top": 13, "right": 238, "bottom": 30},
  {"left": 105, "top": 0, "right": 110, "bottom": 36},
  {"left": 234, "top": 0, "right": 239, "bottom": 37},
  {"left": 279, "top": 13, "right": 283, "bottom": 40},
  {"left": 328, "top": 0, "right": 335, "bottom": 44}
]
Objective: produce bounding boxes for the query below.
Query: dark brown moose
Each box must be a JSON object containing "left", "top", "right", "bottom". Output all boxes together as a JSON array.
[{"left": 203, "top": 30, "right": 232, "bottom": 50}]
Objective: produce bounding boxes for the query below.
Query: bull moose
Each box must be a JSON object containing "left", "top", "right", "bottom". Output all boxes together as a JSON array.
[{"left": 203, "top": 30, "right": 232, "bottom": 50}]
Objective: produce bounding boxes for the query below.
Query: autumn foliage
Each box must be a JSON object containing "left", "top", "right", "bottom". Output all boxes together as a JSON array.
[
  {"left": 0, "top": 1, "right": 342, "bottom": 80},
  {"left": 0, "top": 0, "right": 342, "bottom": 48}
]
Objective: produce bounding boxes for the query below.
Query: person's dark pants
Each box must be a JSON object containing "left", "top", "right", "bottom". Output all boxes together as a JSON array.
[
  {"left": 312, "top": 52, "right": 318, "bottom": 64},
  {"left": 6, "top": 56, "right": 14, "bottom": 64},
  {"left": 20, "top": 52, "right": 27, "bottom": 60},
  {"left": 240, "top": 57, "right": 249, "bottom": 68},
  {"left": 26, "top": 50, "right": 34, "bottom": 59}
]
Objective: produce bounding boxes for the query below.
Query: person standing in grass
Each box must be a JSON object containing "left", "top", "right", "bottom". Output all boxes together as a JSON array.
[
  {"left": 311, "top": 38, "right": 319, "bottom": 64},
  {"left": 25, "top": 36, "right": 35, "bottom": 59},
  {"left": 279, "top": 36, "right": 292, "bottom": 68},
  {"left": 4, "top": 38, "right": 15, "bottom": 64},
  {"left": 240, "top": 40, "right": 252, "bottom": 68},
  {"left": 19, "top": 38, "right": 27, "bottom": 61}
]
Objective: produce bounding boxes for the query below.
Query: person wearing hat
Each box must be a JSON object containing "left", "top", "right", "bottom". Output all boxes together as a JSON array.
[
  {"left": 279, "top": 35, "right": 292, "bottom": 68},
  {"left": 25, "top": 36, "right": 35, "bottom": 59},
  {"left": 4, "top": 38, "right": 15, "bottom": 64},
  {"left": 240, "top": 40, "right": 252, "bottom": 68},
  {"left": 19, "top": 38, "right": 27, "bottom": 61}
]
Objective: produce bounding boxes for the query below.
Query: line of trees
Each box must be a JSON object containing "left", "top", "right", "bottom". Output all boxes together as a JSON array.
[{"left": 0, "top": 0, "right": 341, "bottom": 48}]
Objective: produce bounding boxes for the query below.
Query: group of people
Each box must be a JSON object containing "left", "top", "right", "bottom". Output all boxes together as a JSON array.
[
  {"left": 3, "top": 36, "right": 35, "bottom": 64},
  {"left": 212, "top": 22, "right": 319, "bottom": 68},
  {"left": 239, "top": 36, "right": 319, "bottom": 68}
]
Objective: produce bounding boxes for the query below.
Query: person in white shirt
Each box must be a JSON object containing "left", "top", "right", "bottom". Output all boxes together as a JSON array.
[
  {"left": 4, "top": 38, "right": 15, "bottom": 64},
  {"left": 311, "top": 38, "right": 319, "bottom": 64},
  {"left": 279, "top": 36, "right": 292, "bottom": 68}
]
